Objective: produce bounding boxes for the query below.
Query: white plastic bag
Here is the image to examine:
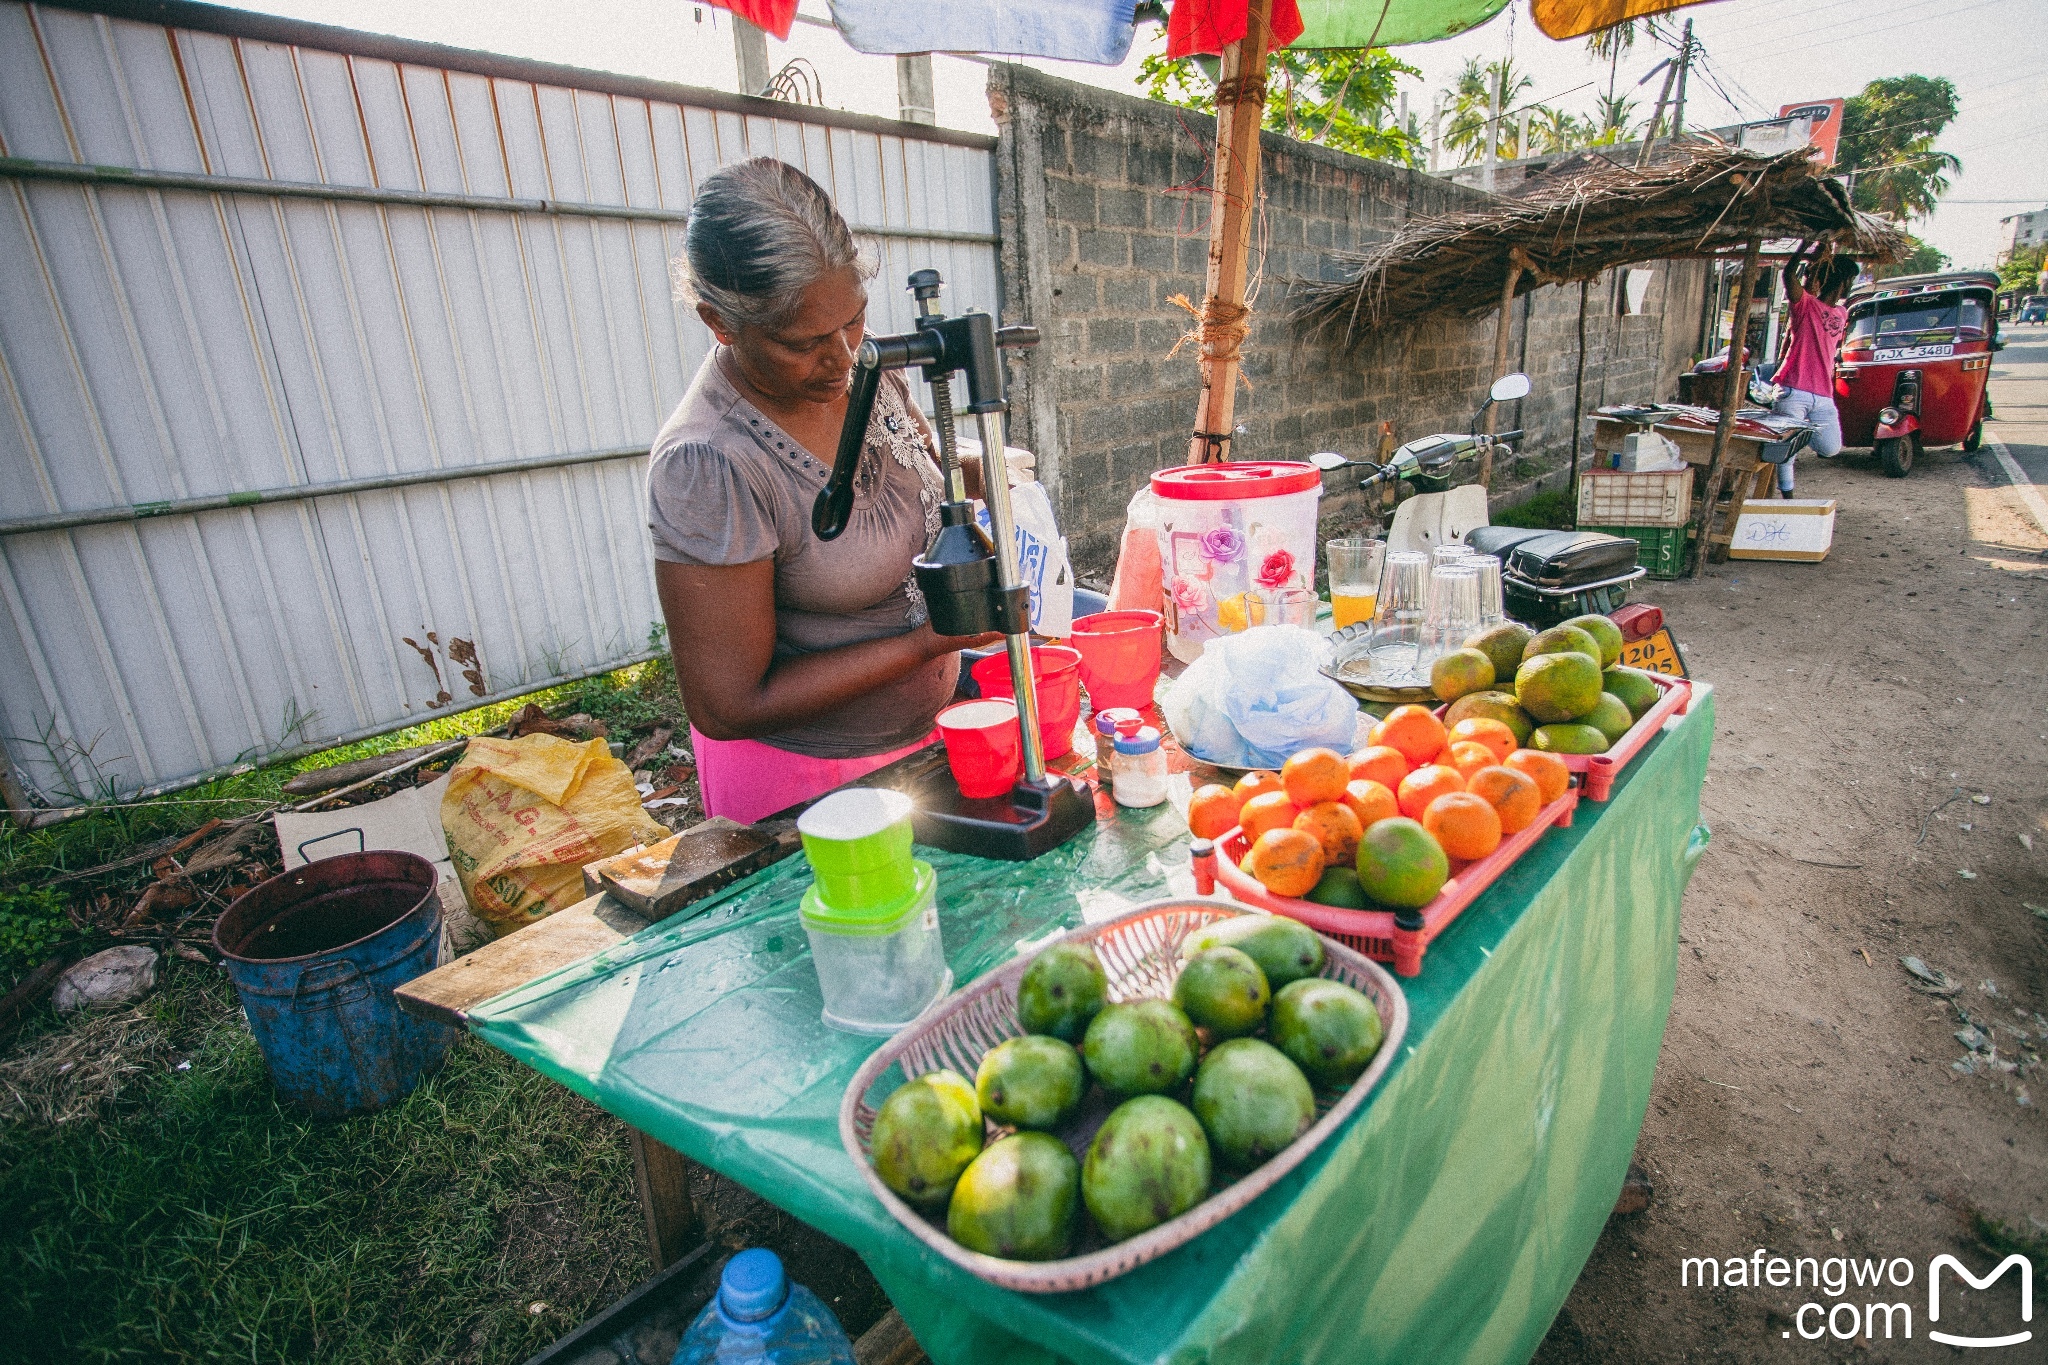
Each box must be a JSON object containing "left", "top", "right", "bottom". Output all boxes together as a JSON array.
[
  {"left": 1161, "top": 626, "right": 1359, "bottom": 770},
  {"left": 975, "top": 480, "right": 1074, "bottom": 637}
]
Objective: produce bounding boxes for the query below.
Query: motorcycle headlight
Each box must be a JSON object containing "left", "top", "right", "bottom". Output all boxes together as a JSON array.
[{"left": 1878, "top": 407, "right": 1901, "bottom": 426}]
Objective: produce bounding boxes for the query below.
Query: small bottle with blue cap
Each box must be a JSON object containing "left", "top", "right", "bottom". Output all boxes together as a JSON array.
[
  {"left": 671, "top": 1248, "right": 855, "bottom": 1365},
  {"left": 1110, "top": 722, "right": 1168, "bottom": 809}
]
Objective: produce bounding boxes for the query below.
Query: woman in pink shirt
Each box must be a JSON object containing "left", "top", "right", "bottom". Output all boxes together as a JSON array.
[{"left": 1768, "top": 244, "right": 1860, "bottom": 496}]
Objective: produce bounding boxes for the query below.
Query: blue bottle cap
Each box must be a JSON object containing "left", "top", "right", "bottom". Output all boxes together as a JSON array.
[
  {"left": 718, "top": 1248, "right": 788, "bottom": 1323},
  {"left": 1113, "top": 726, "right": 1161, "bottom": 756}
]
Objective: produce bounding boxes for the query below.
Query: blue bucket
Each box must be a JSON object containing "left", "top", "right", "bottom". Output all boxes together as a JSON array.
[{"left": 214, "top": 850, "right": 458, "bottom": 1117}]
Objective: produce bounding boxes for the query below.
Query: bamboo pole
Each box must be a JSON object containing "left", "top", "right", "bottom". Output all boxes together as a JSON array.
[
  {"left": 1568, "top": 277, "right": 1590, "bottom": 523},
  {"left": 1690, "top": 234, "right": 1764, "bottom": 580},
  {"left": 1187, "top": 0, "right": 1275, "bottom": 464},
  {"left": 1485, "top": 249, "right": 1527, "bottom": 436}
]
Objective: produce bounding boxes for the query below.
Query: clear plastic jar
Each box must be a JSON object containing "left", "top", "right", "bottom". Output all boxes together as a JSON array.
[{"left": 1112, "top": 726, "right": 1169, "bottom": 808}]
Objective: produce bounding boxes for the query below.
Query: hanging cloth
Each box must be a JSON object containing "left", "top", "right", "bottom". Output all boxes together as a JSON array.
[
  {"left": 1291, "top": 0, "right": 1509, "bottom": 49},
  {"left": 705, "top": 0, "right": 800, "bottom": 42},
  {"left": 1165, "top": 0, "right": 1306, "bottom": 57},
  {"left": 829, "top": 0, "right": 1141, "bottom": 65},
  {"left": 1527, "top": 0, "right": 1721, "bottom": 40}
]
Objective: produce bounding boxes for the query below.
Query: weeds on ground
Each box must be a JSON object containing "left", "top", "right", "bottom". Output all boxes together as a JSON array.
[
  {"left": 1972, "top": 1208, "right": 2048, "bottom": 1281},
  {"left": 1, "top": 962, "right": 648, "bottom": 1363},
  {"left": 1492, "top": 488, "right": 1576, "bottom": 530}
]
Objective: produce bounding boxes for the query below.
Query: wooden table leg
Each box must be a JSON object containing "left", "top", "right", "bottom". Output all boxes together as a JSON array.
[{"left": 629, "top": 1127, "right": 700, "bottom": 1269}]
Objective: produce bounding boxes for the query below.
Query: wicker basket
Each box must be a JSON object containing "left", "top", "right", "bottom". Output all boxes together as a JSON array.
[{"left": 838, "top": 899, "right": 1409, "bottom": 1293}]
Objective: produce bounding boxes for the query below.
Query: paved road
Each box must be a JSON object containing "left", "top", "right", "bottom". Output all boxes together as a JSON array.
[{"left": 1985, "top": 322, "right": 2048, "bottom": 536}]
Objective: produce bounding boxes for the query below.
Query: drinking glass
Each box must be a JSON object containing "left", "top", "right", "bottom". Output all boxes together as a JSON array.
[
  {"left": 1469, "top": 554, "right": 1507, "bottom": 628},
  {"left": 1431, "top": 542, "right": 1474, "bottom": 570},
  {"left": 1252, "top": 587, "right": 1320, "bottom": 629},
  {"left": 1366, "top": 551, "right": 1431, "bottom": 680},
  {"left": 1326, "top": 537, "right": 1385, "bottom": 631},
  {"left": 1423, "top": 565, "right": 1482, "bottom": 665}
]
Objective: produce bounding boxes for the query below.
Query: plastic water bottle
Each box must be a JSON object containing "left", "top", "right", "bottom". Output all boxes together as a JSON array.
[{"left": 671, "top": 1249, "right": 855, "bottom": 1365}]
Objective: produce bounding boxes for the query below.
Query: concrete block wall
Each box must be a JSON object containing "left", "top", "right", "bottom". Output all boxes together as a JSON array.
[{"left": 987, "top": 63, "right": 1711, "bottom": 574}]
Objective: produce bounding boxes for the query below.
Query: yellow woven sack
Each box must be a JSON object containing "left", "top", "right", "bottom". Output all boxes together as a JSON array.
[{"left": 441, "top": 734, "right": 666, "bottom": 937}]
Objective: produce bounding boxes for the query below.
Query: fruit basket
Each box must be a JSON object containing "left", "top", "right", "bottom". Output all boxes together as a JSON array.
[
  {"left": 1471, "top": 670, "right": 1690, "bottom": 802},
  {"left": 839, "top": 900, "right": 1408, "bottom": 1293},
  {"left": 1192, "top": 786, "right": 1579, "bottom": 976}
]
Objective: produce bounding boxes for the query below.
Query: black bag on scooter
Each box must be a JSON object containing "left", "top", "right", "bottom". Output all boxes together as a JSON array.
[{"left": 1463, "top": 528, "right": 1640, "bottom": 588}]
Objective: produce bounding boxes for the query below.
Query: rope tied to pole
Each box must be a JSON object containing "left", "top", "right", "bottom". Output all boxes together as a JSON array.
[
  {"left": 1166, "top": 293, "right": 1254, "bottom": 372},
  {"left": 1213, "top": 74, "right": 1268, "bottom": 108}
]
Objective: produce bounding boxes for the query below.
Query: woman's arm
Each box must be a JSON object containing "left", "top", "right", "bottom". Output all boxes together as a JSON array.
[{"left": 656, "top": 558, "right": 997, "bottom": 741}]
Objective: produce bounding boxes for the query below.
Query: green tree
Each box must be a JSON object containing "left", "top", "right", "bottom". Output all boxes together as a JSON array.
[
  {"left": 2001, "top": 243, "right": 2046, "bottom": 292},
  {"left": 1588, "top": 91, "right": 1638, "bottom": 146},
  {"left": 1137, "top": 42, "right": 1423, "bottom": 166},
  {"left": 1528, "top": 105, "right": 1588, "bottom": 154},
  {"left": 1440, "top": 57, "right": 1534, "bottom": 164},
  {"left": 1874, "top": 236, "right": 1949, "bottom": 280},
  {"left": 1837, "top": 75, "right": 1961, "bottom": 222}
]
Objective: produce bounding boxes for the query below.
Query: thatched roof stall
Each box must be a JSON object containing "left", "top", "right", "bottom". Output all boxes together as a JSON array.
[{"left": 1293, "top": 142, "right": 1908, "bottom": 349}]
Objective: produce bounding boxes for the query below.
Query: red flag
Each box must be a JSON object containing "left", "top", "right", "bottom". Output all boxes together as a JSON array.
[
  {"left": 707, "top": 0, "right": 799, "bottom": 42},
  {"left": 1166, "top": 0, "right": 1305, "bottom": 57}
]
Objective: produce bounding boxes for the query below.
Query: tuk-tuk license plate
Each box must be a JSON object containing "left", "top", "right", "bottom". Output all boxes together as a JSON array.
[
  {"left": 1872, "top": 343, "right": 1953, "bottom": 361},
  {"left": 1619, "top": 626, "right": 1686, "bottom": 678}
]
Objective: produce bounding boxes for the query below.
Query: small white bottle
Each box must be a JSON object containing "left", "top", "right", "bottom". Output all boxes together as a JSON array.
[{"left": 1111, "top": 726, "right": 1169, "bottom": 808}]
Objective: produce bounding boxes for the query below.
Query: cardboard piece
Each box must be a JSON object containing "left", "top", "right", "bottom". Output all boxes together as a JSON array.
[
  {"left": 1727, "top": 499, "right": 1837, "bottom": 561},
  {"left": 272, "top": 773, "right": 491, "bottom": 955}
]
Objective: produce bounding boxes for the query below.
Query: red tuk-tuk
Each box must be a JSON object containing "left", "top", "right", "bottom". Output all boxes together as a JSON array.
[{"left": 1836, "top": 271, "right": 2003, "bottom": 477}]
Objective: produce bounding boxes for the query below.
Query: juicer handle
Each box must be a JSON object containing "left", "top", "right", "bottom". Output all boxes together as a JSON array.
[{"left": 813, "top": 355, "right": 883, "bottom": 541}]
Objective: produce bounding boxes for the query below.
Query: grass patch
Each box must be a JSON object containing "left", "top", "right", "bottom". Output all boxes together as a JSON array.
[
  {"left": 1973, "top": 1208, "right": 2048, "bottom": 1282},
  {"left": 1491, "top": 487, "right": 1576, "bottom": 530},
  {"left": 1, "top": 962, "right": 648, "bottom": 1363}
]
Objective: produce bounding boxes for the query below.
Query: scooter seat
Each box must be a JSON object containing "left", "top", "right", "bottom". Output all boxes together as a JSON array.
[{"left": 1467, "top": 527, "right": 1641, "bottom": 589}]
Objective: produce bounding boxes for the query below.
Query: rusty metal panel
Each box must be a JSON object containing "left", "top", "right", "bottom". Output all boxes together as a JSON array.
[{"left": 0, "top": 0, "right": 1001, "bottom": 806}]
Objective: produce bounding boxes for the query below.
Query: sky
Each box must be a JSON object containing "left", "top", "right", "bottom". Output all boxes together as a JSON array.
[{"left": 235, "top": 0, "right": 2047, "bottom": 268}]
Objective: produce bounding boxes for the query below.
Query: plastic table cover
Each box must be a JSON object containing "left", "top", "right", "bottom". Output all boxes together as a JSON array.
[{"left": 470, "top": 693, "right": 1713, "bottom": 1365}]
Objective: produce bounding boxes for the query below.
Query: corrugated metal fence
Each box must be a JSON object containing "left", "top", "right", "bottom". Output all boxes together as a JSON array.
[{"left": 0, "top": 0, "right": 1001, "bottom": 807}]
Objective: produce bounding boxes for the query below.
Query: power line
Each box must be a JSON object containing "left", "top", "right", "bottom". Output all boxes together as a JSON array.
[{"left": 1714, "top": 0, "right": 2005, "bottom": 59}]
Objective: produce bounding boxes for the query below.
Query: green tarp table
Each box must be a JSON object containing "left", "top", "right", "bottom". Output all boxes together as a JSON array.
[{"left": 470, "top": 694, "right": 1713, "bottom": 1365}]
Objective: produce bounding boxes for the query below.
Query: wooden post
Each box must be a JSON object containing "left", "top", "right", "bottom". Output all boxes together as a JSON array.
[
  {"left": 1187, "top": 0, "right": 1275, "bottom": 464},
  {"left": 629, "top": 1128, "right": 701, "bottom": 1269},
  {"left": 1568, "top": 277, "right": 1590, "bottom": 523},
  {"left": 1691, "top": 235, "right": 1764, "bottom": 580},
  {"left": 1485, "top": 250, "right": 1526, "bottom": 435}
]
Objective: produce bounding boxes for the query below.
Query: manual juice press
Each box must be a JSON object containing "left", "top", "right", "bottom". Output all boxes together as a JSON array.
[{"left": 812, "top": 270, "right": 1093, "bottom": 861}]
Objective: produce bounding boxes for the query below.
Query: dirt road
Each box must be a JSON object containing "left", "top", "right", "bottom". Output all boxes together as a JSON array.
[{"left": 1538, "top": 331, "right": 2048, "bottom": 1360}]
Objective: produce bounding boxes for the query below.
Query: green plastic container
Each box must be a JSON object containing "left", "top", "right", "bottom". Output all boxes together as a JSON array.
[
  {"left": 797, "top": 788, "right": 916, "bottom": 914},
  {"left": 1584, "top": 523, "right": 1691, "bottom": 580},
  {"left": 799, "top": 861, "right": 950, "bottom": 1034}
]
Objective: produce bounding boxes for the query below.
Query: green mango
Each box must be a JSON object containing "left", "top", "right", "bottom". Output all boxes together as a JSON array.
[
  {"left": 1082, "top": 1095, "right": 1211, "bottom": 1242},
  {"left": 1016, "top": 941, "right": 1108, "bottom": 1042},
  {"left": 975, "top": 1036, "right": 1085, "bottom": 1131}
]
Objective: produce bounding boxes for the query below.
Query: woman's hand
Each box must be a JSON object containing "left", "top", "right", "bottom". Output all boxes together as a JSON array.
[{"left": 921, "top": 624, "right": 1006, "bottom": 656}]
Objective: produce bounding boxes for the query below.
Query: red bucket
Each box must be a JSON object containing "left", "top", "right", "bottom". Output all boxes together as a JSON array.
[
  {"left": 971, "top": 645, "right": 1082, "bottom": 760},
  {"left": 1068, "top": 610, "right": 1163, "bottom": 711}
]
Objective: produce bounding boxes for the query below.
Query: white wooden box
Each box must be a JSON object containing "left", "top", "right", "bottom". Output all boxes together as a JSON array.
[{"left": 1727, "top": 499, "right": 1837, "bottom": 561}]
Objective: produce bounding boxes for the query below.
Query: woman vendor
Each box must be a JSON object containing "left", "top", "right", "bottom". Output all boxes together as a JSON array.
[{"left": 648, "top": 157, "right": 1022, "bottom": 823}]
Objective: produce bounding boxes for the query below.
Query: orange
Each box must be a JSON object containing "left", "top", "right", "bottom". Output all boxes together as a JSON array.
[
  {"left": 1187, "top": 783, "right": 1243, "bottom": 840},
  {"left": 1341, "top": 778, "right": 1399, "bottom": 830},
  {"left": 1347, "top": 745, "right": 1410, "bottom": 792},
  {"left": 1369, "top": 705, "right": 1449, "bottom": 767},
  {"left": 1467, "top": 765, "right": 1542, "bottom": 835},
  {"left": 1247, "top": 827, "right": 1325, "bottom": 898},
  {"left": 1447, "top": 741, "right": 1499, "bottom": 782},
  {"left": 1240, "top": 791, "right": 1303, "bottom": 842},
  {"left": 1355, "top": 817, "right": 1450, "bottom": 909},
  {"left": 1281, "top": 747, "right": 1351, "bottom": 807},
  {"left": 1423, "top": 791, "right": 1502, "bottom": 861},
  {"left": 1234, "top": 770, "right": 1284, "bottom": 804},
  {"left": 1448, "top": 717, "right": 1517, "bottom": 765},
  {"left": 1294, "top": 800, "right": 1365, "bottom": 867},
  {"left": 1504, "top": 749, "right": 1570, "bottom": 805},
  {"left": 1396, "top": 764, "right": 1465, "bottom": 821}
]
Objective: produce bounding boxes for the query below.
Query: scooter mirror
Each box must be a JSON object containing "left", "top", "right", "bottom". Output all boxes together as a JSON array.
[
  {"left": 1308, "top": 450, "right": 1353, "bottom": 471},
  {"left": 1490, "top": 372, "right": 1532, "bottom": 403}
]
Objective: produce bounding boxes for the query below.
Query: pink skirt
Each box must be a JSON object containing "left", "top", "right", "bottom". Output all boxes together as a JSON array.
[{"left": 690, "top": 725, "right": 935, "bottom": 825}]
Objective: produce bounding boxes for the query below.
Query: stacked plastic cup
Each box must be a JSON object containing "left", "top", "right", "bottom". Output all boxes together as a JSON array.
[
  {"left": 1423, "top": 565, "right": 1482, "bottom": 664},
  {"left": 1368, "top": 550, "right": 1432, "bottom": 679},
  {"left": 795, "top": 789, "right": 950, "bottom": 1035}
]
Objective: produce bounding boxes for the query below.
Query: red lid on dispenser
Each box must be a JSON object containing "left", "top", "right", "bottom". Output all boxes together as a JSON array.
[{"left": 1150, "top": 461, "right": 1322, "bottom": 501}]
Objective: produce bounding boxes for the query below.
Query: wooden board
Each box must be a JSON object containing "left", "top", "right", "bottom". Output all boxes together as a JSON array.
[
  {"left": 584, "top": 816, "right": 795, "bottom": 918},
  {"left": 394, "top": 892, "right": 652, "bottom": 1026}
]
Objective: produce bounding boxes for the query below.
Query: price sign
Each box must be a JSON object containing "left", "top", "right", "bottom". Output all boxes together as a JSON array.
[{"left": 1619, "top": 627, "right": 1685, "bottom": 678}]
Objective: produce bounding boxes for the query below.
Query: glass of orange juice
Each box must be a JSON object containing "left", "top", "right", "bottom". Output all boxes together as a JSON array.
[{"left": 1326, "top": 538, "right": 1384, "bottom": 630}]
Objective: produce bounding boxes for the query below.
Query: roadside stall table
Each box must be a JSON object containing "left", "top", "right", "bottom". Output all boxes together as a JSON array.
[
  {"left": 1586, "top": 408, "right": 1813, "bottom": 559},
  {"left": 399, "top": 695, "right": 1713, "bottom": 1365}
]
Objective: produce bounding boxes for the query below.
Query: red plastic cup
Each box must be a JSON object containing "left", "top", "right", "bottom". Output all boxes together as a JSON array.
[
  {"left": 970, "top": 645, "right": 1082, "bottom": 760},
  {"left": 935, "top": 698, "right": 1023, "bottom": 799},
  {"left": 1068, "top": 610, "right": 1164, "bottom": 711}
]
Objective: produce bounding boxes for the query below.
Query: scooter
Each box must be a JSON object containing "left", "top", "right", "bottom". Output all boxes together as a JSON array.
[{"left": 1308, "top": 373, "right": 1531, "bottom": 554}]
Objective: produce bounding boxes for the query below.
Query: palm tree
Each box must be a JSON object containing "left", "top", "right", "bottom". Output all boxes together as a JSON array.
[
  {"left": 1859, "top": 135, "right": 1962, "bottom": 220},
  {"left": 1441, "top": 57, "right": 1534, "bottom": 165},
  {"left": 1529, "top": 105, "right": 1586, "bottom": 154},
  {"left": 1588, "top": 91, "right": 1637, "bottom": 146}
]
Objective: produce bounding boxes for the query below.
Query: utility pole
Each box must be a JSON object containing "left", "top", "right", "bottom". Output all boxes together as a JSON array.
[
  {"left": 1483, "top": 77, "right": 1500, "bottom": 192},
  {"left": 1636, "top": 56, "right": 1678, "bottom": 169},
  {"left": 733, "top": 16, "right": 769, "bottom": 96},
  {"left": 895, "top": 54, "right": 935, "bottom": 124},
  {"left": 1429, "top": 96, "right": 1443, "bottom": 173},
  {"left": 1670, "top": 20, "right": 1693, "bottom": 138}
]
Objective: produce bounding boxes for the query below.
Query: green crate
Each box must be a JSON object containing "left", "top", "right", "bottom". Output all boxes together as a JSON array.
[{"left": 1584, "top": 523, "right": 1691, "bottom": 580}]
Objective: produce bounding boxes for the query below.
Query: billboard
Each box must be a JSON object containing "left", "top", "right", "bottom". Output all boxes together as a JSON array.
[{"left": 1780, "top": 98, "right": 1846, "bottom": 165}]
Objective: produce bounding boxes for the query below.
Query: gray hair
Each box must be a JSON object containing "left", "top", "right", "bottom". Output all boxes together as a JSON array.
[{"left": 675, "top": 157, "right": 871, "bottom": 332}]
